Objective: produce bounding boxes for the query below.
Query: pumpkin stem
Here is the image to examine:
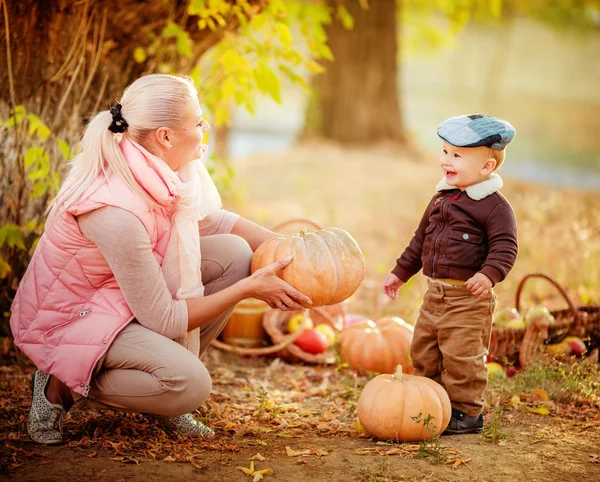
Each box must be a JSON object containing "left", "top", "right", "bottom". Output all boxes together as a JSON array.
[
  {"left": 392, "top": 365, "right": 404, "bottom": 381},
  {"left": 300, "top": 228, "right": 307, "bottom": 238}
]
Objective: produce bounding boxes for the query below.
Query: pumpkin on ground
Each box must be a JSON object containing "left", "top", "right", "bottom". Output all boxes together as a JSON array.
[
  {"left": 337, "top": 316, "right": 414, "bottom": 375},
  {"left": 251, "top": 228, "right": 366, "bottom": 307},
  {"left": 357, "top": 365, "right": 451, "bottom": 441}
]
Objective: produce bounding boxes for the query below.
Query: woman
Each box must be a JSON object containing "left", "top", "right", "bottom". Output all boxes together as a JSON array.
[{"left": 10, "top": 74, "right": 312, "bottom": 445}]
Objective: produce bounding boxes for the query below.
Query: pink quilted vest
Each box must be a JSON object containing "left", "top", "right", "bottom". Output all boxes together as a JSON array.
[{"left": 10, "top": 139, "right": 180, "bottom": 396}]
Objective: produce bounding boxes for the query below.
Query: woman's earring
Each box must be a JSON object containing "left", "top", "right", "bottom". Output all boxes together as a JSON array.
[{"left": 169, "top": 144, "right": 173, "bottom": 148}]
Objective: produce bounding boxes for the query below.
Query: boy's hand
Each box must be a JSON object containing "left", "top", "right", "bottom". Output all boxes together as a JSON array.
[
  {"left": 382, "top": 273, "right": 404, "bottom": 300},
  {"left": 466, "top": 273, "right": 492, "bottom": 297}
]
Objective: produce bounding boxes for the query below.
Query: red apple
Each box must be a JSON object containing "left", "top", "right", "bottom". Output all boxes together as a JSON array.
[
  {"left": 294, "top": 329, "right": 328, "bottom": 354},
  {"left": 563, "top": 336, "right": 587, "bottom": 356},
  {"left": 546, "top": 341, "right": 571, "bottom": 356}
]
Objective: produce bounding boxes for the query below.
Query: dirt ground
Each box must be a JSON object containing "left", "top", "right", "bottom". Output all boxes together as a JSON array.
[{"left": 2, "top": 142, "right": 600, "bottom": 481}]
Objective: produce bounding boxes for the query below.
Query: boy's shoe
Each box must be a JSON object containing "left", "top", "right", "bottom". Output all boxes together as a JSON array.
[
  {"left": 27, "top": 370, "right": 65, "bottom": 445},
  {"left": 442, "top": 408, "right": 484, "bottom": 435},
  {"left": 152, "top": 413, "right": 215, "bottom": 438}
]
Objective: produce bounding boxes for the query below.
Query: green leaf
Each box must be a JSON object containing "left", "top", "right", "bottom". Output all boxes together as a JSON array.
[
  {"left": 36, "top": 123, "right": 51, "bottom": 142},
  {"left": 337, "top": 6, "right": 354, "bottom": 30},
  {"left": 278, "top": 65, "right": 310, "bottom": 91},
  {"left": 27, "top": 113, "right": 41, "bottom": 136},
  {"left": 28, "top": 169, "right": 46, "bottom": 181},
  {"left": 7, "top": 105, "right": 26, "bottom": 127},
  {"left": 30, "top": 181, "right": 47, "bottom": 199},
  {"left": 187, "top": 0, "right": 207, "bottom": 16},
  {"left": 1, "top": 224, "right": 26, "bottom": 250},
  {"left": 253, "top": 64, "right": 281, "bottom": 103},
  {"left": 24, "top": 147, "right": 42, "bottom": 169},
  {"left": 25, "top": 220, "right": 37, "bottom": 232},
  {"left": 133, "top": 47, "right": 147, "bottom": 63},
  {"left": 276, "top": 23, "right": 293, "bottom": 47},
  {"left": 57, "top": 138, "right": 71, "bottom": 160},
  {"left": 50, "top": 171, "right": 61, "bottom": 193},
  {"left": 0, "top": 255, "right": 11, "bottom": 279}
]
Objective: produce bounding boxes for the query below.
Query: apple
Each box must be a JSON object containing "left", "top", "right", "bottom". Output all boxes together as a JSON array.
[
  {"left": 563, "top": 336, "right": 587, "bottom": 356},
  {"left": 545, "top": 341, "right": 571, "bottom": 356},
  {"left": 288, "top": 313, "right": 313, "bottom": 334},
  {"left": 505, "top": 318, "right": 527, "bottom": 330},
  {"left": 525, "top": 306, "right": 556, "bottom": 326},
  {"left": 494, "top": 307, "right": 522, "bottom": 327},
  {"left": 314, "top": 323, "right": 336, "bottom": 346},
  {"left": 487, "top": 362, "right": 507, "bottom": 379},
  {"left": 294, "top": 329, "right": 328, "bottom": 354}
]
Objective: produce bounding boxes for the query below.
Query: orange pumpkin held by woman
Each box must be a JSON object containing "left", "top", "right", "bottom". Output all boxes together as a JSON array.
[
  {"left": 338, "top": 316, "right": 414, "bottom": 375},
  {"left": 357, "top": 365, "right": 451, "bottom": 441},
  {"left": 251, "top": 228, "right": 366, "bottom": 307}
]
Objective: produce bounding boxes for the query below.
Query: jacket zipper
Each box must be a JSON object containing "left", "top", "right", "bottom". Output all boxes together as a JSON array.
[
  {"left": 431, "top": 195, "right": 452, "bottom": 277},
  {"left": 46, "top": 309, "right": 92, "bottom": 337}
]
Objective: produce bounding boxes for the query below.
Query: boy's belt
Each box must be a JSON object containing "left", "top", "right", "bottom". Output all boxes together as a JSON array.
[{"left": 430, "top": 278, "right": 467, "bottom": 287}]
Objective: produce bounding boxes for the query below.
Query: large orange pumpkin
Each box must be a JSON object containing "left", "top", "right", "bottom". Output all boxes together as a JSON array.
[
  {"left": 251, "top": 228, "right": 365, "bottom": 307},
  {"left": 357, "top": 365, "right": 451, "bottom": 441},
  {"left": 338, "top": 316, "right": 414, "bottom": 375}
]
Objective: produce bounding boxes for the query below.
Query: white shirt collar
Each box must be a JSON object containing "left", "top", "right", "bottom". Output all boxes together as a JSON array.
[{"left": 435, "top": 173, "right": 503, "bottom": 200}]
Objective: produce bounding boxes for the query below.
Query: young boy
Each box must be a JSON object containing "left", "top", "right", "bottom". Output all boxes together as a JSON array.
[{"left": 382, "top": 114, "right": 518, "bottom": 435}]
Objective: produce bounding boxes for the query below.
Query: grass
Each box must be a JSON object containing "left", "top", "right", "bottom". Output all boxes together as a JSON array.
[
  {"left": 480, "top": 407, "right": 509, "bottom": 443},
  {"left": 487, "top": 359, "right": 600, "bottom": 407}
]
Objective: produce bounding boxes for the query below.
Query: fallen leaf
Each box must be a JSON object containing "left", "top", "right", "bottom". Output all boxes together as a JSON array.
[
  {"left": 286, "top": 447, "right": 311, "bottom": 457},
  {"left": 163, "top": 455, "right": 177, "bottom": 462},
  {"left": 252, "top": 453, "right": 266, "bottom": 461},
  {"left": 87, "top": 451, "right": 97, "bottom": 458},
  {"left": 354, "top": 421, "right": 365, "bottom": 432},
  {"left": 528, "top": 406, "right": 550, "bottom": 416},
  {"left": 237, "top": 461, "right": 273, "bottom": 478}
]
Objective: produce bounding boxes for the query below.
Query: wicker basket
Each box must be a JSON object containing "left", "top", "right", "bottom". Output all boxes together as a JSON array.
[
  {"left": 262, "top": 304, "right": 345, "bottom": 364},
  {"left": 489, "top": 273, "right": 600, "bottom": 366}
]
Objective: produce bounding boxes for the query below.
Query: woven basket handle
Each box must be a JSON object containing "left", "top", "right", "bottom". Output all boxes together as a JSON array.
[
  {"left": 272, "top": 218, "right": 323, "bottom": 233},
  {"left": 515, "top": 273, "right": 580, "bottom": 324},
  {"left": 311, "top": 303, "right": 347, "bottom": 331},
  {"left": 210, "top": 314, "right": 311, "bottom": 356}
]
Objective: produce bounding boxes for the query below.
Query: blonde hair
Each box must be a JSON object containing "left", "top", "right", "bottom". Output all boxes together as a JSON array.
[
  {"left": 49, "top": 74, "right": 198, "bottom": 214},
  {"left": 485, "top": 146, "right": 506, "bottom": 171}
]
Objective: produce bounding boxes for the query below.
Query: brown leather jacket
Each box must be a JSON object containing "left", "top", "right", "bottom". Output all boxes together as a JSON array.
[{"left": 392, "top": 186, "right": 518, "bottom": 285}]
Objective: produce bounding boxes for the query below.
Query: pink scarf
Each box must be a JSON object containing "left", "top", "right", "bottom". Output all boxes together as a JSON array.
[{"left": 122, "top": 138, "right": 222, "bottom": 355}]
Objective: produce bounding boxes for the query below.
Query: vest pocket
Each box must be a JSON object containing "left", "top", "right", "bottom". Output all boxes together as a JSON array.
[{"left": 46, "top": 310, "right": 92, "bottom": 337}]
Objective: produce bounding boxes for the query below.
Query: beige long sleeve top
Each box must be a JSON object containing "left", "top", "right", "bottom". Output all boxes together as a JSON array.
[{"left": 77, "top": 206, "right": 240, "bottom": 342}]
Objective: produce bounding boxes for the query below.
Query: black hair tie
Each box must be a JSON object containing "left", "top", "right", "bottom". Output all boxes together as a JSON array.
[{"left": 108, "top": 104, "right": 129, "bottom": 133}]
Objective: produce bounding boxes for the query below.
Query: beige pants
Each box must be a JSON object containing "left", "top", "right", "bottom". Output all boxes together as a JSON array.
[
  {"left": 410, "top": 279, "right": 497, "bottom": 416},
  {"left": 78, "top": 234, "right": 252, "bottom": 415}
]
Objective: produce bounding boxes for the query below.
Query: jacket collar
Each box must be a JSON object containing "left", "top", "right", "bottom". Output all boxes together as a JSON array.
[{"left": 435, "top": 173, "right": 503, "bottom": 200}]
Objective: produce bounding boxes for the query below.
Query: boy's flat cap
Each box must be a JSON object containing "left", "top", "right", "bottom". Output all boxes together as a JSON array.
[{"left": 438, "top": 114, "right": 515, "bottom": 150}]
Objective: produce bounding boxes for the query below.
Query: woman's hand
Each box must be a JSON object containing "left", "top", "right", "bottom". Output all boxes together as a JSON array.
[{"left": 247, "top": 256, "right": 312, "bottom": 311}]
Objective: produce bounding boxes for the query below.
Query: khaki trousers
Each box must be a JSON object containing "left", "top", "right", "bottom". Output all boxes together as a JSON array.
[
  {"left": 76, "top": 234, "right": 252, "bottom": 415},
  {"left": 410, "top": 280, "right": 497, "bottom": 416}
]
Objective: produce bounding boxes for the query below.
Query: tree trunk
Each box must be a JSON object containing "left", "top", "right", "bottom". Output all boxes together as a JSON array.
[{"left": 304, "top": 0, "right": 408, "bottom": 145}]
